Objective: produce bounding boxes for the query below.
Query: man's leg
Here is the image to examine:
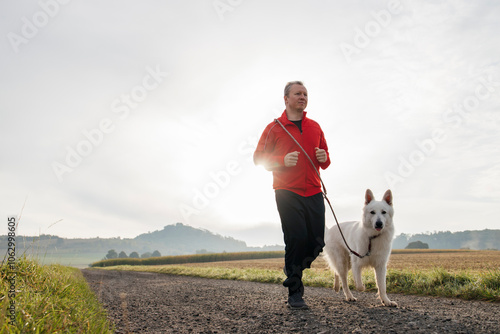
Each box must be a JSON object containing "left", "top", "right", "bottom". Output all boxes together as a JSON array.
[
  {"left": 303, "top": 192, "right": 326, "bottom": 269},
  {"left": 275, "top": 190, "right": 308, "bottom": 296}
]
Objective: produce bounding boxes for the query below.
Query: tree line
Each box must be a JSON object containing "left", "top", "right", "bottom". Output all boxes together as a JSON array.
[
  {"left": 392, "top": 229, "right": 499, "bottom": 250},
  {"left": 104, "top": 249, "right": 161, "bottom": 260}
]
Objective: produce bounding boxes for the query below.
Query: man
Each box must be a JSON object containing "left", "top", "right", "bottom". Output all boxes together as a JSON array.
[{"left": 253, "top": 81, "right": 331, "bottom": 309}]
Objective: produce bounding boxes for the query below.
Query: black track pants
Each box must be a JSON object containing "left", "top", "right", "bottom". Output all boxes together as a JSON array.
[{"left": 275, "top": 189, "right": 325, "bottom": 295}]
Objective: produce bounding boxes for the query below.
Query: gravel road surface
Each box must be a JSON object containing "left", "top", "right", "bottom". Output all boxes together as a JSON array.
[{"left": 82, "top": 269, "right": 500, "bottom": 333}]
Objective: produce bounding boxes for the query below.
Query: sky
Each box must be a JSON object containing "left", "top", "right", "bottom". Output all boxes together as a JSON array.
[{"left": 1, "top": 0, "right": 499, "bottom": 247}]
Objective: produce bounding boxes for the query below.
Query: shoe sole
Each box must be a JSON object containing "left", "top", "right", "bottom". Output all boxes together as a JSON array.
[{"left": 287, "top": 304, "right": 309, "bottom": 310}]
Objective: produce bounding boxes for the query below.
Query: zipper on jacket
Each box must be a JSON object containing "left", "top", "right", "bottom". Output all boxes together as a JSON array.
[
  {"left": 286, "top": 122, "right": 307, "bottom": 195},
  {"left": 294, "top": 123, "right": 307, "bottom": 195}
]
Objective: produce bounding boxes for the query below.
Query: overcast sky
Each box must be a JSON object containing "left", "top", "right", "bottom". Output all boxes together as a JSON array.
[{"left": 1, "top": 0, "right": 499, "bottom": 247}]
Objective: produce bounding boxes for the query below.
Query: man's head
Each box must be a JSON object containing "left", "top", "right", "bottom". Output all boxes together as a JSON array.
[{"left": 284, "top": 81, "right": 308, "bottom": 114}]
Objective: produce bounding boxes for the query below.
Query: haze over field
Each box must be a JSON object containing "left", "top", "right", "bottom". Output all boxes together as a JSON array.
[{"left": 1, "top": 1, "right": 499, "bottom": 247}]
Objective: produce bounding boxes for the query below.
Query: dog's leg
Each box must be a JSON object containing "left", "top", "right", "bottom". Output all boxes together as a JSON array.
[
  {"left": 340, "top": 272, "right": 356, "bottom": 301},
  {"left": 374, "top": 266, "right": 397, "bottom": 307},
  {"left": 337, "top": 267, "right": 356, "bottom": 301},
  {"left": 334, "top": 273, "right": 340, "bottom": 292},
  {"left": 333, "top": 255, "right": 356, "bottom": 301},
  {"left": 352, "top": 263, "right": 365, "bottom": 291}
]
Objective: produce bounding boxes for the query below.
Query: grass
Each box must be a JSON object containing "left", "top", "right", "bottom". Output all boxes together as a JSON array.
[
  {"left": 0, "top": 256, "right": 114, "bottom": 333},
  {"left": 386, "top": 268, "right": 500, "bottom": 301},
  {"left": 28, "top": 252, "right": 106, "bottom": 269},
  {"left": 98, "top": 250, "right": 500, "bottom": 303}
]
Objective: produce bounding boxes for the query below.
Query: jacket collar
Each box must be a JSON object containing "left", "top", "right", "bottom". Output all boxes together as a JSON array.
[{"left": 279, "top": 110, "right": 307, "bottom": 125}]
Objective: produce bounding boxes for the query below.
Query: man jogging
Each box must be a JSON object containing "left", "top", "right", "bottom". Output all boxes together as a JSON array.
[{"left": 253, "top": 81, "right": 331, "bottom": 309}]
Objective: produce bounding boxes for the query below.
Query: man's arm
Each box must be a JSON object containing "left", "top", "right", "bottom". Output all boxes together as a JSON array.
[
  {"left": 317, "top": 130, "right": 331, "bottom": 169},
  {"left": 253, "top": 124, "right": 286, "bottom": 171}
]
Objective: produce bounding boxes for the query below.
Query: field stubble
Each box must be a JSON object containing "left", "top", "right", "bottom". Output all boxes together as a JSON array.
[{"left": 179, "top": 250, "right": 500, "bottom": 273}]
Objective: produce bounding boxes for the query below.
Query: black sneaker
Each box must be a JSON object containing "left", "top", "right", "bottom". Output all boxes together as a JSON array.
[{"left": 287, "top": 292, "right": 308, "bottom": 310}]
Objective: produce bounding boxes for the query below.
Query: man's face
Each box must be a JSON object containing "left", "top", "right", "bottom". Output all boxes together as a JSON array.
[{"left": 285, "top": 84, "right": 308, "bottom": 111}]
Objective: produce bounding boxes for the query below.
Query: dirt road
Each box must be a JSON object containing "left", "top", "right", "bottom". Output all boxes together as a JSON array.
[{"left": 82, "top": 269, "right": 499, "bottom": 333}]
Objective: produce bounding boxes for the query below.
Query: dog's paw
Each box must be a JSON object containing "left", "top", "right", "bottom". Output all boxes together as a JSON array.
[
  {"left": 344, "top": 293, "right": 357, "bottom": 302},
  {"left": 355, "top": 284, "right": 365, "bottom": 292},
  {"left": 382, "top": 299, "right": 398, "bottom": 307}
]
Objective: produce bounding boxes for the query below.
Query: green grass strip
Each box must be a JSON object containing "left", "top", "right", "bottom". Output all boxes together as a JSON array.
[
  {"left": 0, "top": 257, "right": 114, "bottom": 333},
  {"left": 386, "top": 268, "right": 500, "bottom": 302},
  {"left": 101, "top": 265, "right": 500, "bottom": 303}
]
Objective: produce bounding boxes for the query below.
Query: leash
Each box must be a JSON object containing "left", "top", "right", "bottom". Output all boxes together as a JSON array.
[{"left": 274, "top": 118, "right": 375, "bottom": 259}]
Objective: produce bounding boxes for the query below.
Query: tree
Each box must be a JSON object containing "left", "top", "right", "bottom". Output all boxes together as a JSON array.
[
  {"left": 129, "top": 251, "right": 140, "bottom": 258},
  {"left": 141, "top": 252, "right": 152, "bottom": 258},
  {"left": 105, "top": 249, "right": 118, "bottom": 259},
  {"left": 152, "top": 250, "right": 161, "bottom": 257},
  {"left": 118, "top": 251, "right": 128, "bottom": 258},
  {"left": 405, "top": 241, "right": 429, "bottom": 249}
]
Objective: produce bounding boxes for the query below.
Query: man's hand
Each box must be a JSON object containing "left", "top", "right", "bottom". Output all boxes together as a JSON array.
[
  {"left": 315, "top": 147, "right": 327, "bottom": 163},
  {"left": 284, "top": 151, "right": 300, "bottom": 167}
]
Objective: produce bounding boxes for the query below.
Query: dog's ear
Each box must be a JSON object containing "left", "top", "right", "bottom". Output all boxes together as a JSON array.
[
  {"left": 365, "top": 189, "right": 375, "bottom": 205},
  {"left": 383, "top": 189, "right": 393, "bottom": 206}
]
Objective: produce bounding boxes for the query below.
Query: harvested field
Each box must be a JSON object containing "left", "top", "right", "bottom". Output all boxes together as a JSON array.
[
  {"left": 388, "top": 250, "right": 500, "bottom": 272},
  {"left": 177, "top": 250, "right": 500, "bottom": 273}
]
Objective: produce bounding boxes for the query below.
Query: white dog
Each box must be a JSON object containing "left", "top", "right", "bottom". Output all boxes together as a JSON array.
[{"left": 323, "top": 189, "right": 397, "bottom": 307}]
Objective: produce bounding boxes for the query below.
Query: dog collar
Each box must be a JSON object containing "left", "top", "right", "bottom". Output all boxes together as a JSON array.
[{"left": 363, "top": 235, "right": 380, "bottom": 258}]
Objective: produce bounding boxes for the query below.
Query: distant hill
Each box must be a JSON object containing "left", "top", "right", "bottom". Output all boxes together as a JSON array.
[
  {"left": 392, "top": 229, "right": 499, "bottom": 250},
  {"left": 133, "top": 223, "right": 274, "bottom": 254}
]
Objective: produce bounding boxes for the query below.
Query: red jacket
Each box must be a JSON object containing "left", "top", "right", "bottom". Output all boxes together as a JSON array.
[{"left": 254, "top": 111, "right": 331, "bottom": 197}]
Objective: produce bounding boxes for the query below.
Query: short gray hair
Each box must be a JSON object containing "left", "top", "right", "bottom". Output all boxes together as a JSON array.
[{"left": 284, "top": 81, "right": 305, "bottom": 97}]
